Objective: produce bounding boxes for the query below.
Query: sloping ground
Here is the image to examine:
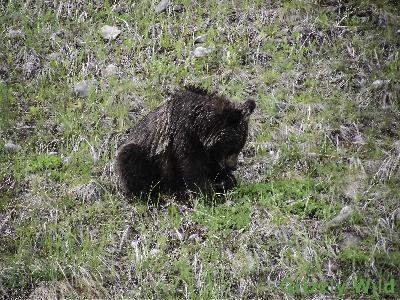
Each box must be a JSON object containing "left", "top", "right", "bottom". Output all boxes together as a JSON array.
[{"left": 1, "top": 0, "right": 399, "bottom": 299}]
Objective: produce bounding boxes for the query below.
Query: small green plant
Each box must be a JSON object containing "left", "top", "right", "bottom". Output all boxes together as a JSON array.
[
  {"left": 29, "top": 154, "right": 63, "bottom": 172},
  {"left": 192, "top": 200, "right": 251, "bottom": 235},
  {"left": 238, "top": 179, "right": 336, "bottom": 220}
]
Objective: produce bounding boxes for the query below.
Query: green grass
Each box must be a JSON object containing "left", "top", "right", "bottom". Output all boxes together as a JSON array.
[{"left": 1, "top": 0, "right": 399, "bottom": 298}]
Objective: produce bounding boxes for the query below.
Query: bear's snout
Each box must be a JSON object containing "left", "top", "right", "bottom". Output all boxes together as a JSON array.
[{"left": 223, "top": 153, "right": 238, "bottom": 171}]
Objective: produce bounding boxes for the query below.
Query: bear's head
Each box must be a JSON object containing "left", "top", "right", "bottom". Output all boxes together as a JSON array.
[{"left": 200, "top": 98, "right": 256, "bottom": 172}]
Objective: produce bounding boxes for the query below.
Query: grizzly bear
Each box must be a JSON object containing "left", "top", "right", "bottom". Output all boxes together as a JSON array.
[{"left": 115, "top": 86, "right": 255, "bottom": 198}]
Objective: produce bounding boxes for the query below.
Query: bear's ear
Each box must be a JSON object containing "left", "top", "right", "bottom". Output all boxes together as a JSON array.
[{"left": 241, "top": 99, "right": 256, "bottom": 121}]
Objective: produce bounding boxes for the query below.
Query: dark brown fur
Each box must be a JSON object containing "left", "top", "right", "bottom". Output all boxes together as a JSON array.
[{"left": 115, "top": 86, "right": 255, "bottom": 198}]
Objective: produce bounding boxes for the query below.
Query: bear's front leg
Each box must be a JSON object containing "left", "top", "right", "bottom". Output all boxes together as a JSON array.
[
  {"left": 212, "top": 171, "right": 237, "bottom": 193},
  {"left": 178, "top": 154, "right": 215, "bottom": 195},
  {"left": 181, "top": 171, "right": 214, "bottom": 195}
]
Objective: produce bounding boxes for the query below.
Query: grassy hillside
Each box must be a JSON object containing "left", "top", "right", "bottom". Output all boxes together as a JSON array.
[{"left": 1, "top": 0, "right": 399, "bottom": 298}]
